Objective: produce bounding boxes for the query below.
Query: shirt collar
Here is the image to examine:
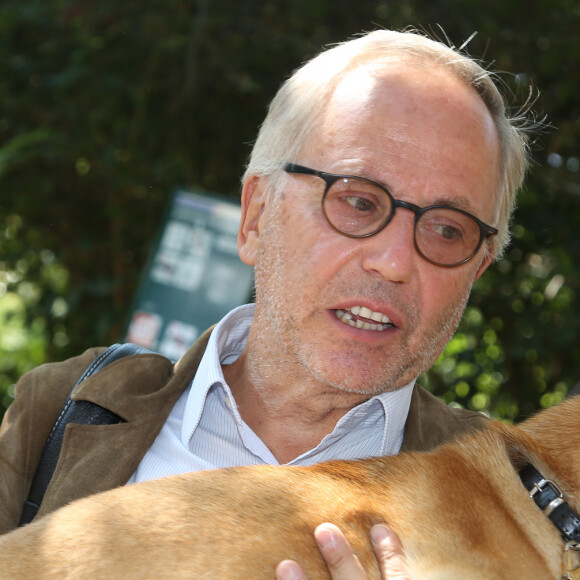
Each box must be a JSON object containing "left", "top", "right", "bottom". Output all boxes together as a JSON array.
[
  {"left": 328, "top": 382, "right": 414, "bottom": 458},
  {"left": 181, "top": 304, "right": 254, "bottom": 443}
]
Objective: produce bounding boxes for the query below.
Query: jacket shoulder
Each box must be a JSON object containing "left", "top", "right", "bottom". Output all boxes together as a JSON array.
[
  {"left": 8, "top": 346, "right": 110, "bottom": 438},
  {"left": 14, "top": 347, "right": 108, "bottom": 401},
  {"left": 401, "top": 385, "right": 488, "bottom": 453}
]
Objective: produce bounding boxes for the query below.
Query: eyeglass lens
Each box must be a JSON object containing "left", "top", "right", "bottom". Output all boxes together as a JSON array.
[{"left": 323, "top": 176, "right": 484, "bottom": 267}]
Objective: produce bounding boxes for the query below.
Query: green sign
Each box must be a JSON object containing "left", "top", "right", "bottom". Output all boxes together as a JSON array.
[{"left": 125, "top": 189, "right": 254, "bottom": 360}]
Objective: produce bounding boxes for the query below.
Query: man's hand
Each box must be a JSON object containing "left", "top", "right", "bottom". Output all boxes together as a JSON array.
[{"left": 276, "top": 522, "right": 410, "bottom": 579}]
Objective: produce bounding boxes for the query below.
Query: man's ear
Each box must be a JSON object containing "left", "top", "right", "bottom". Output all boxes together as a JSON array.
[{"left": 238, "top": 175, "right": 268, "bottom": 266}]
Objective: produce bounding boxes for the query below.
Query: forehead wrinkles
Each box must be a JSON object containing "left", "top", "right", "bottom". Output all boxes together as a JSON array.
[{"left": 378, "top": 123, "right": 456, "bottom": 163}]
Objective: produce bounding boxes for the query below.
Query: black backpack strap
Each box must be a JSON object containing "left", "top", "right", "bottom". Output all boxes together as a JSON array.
[{"left": 18, "top": 343, "right": 154, "bottom": 527}]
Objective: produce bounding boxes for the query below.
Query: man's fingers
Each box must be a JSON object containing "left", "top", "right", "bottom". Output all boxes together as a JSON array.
[
  {"left": 276, "top": 560, "right": 308, "bottom": 580},
  {"left": 314, "top": 522, "right": 367, "bottom": 579},
  {"left": 277, "top": 523, "right": 410, "bottom": 580},
  {"left": 371, "top": 524, "right": 410, "bottom": 579}
]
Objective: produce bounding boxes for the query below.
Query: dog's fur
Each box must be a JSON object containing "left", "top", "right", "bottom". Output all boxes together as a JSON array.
[{"left": 1, "top": 397, "right": 579, "bottom": 579}]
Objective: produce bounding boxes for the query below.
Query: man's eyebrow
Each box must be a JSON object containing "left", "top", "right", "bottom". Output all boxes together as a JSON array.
[
  {"left": 357, "top": 170, "right": 485, "bottom": 215},
  {"left": 430, "top": 195, "right": 480, "bottom": 213}
]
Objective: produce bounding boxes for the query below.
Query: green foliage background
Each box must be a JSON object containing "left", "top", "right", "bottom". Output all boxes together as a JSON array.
[{"left": 1, "top": 0, "right": 579, "bottom": 421}]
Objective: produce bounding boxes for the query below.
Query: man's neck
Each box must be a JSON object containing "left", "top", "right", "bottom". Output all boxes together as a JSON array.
[{"left": 221, "top": 351, "right": 369, "bottom": 464}]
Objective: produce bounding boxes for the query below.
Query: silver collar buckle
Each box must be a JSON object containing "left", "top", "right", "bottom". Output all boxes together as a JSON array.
[{"left": 529, "top": 476, "right": 565, "bottom": 516}]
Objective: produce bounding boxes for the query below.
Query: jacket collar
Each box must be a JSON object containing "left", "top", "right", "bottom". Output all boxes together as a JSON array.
[{"left": 71, "top": 328, "right": 214, "bottom": 422}]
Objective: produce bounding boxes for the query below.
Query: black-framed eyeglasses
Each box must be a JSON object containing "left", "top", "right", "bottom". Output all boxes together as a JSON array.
[{"left": 284, "top": 163, "right": 498, "bottom": 268}]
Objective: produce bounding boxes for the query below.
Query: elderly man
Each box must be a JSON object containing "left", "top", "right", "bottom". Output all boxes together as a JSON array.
[{"left": 0, "top": 29, "right": 528, "bottom": 579}]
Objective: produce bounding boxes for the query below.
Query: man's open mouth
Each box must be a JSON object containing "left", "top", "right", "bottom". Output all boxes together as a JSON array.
[{"left": 334, "top": 306, "right": 394, "bottom": 331}]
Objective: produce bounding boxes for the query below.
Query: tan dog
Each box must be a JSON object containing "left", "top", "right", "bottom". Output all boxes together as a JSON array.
[{"left": 1, "top": 397, "right": 580, "bottom": 579}]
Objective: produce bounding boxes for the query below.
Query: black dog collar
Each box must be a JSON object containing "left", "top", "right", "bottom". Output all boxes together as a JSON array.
[{"left": 520, "top": 464, "right": 580, "bottom": 543}]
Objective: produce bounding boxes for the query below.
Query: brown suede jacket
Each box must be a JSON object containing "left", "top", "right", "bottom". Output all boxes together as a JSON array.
[{"left": 0, "top": 328, "right": 487, "bottom": 534}]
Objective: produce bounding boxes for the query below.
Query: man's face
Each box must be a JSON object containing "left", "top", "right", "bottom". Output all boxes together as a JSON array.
[{"left": 239, "top": 63, "right": 500, "bottom": 397}]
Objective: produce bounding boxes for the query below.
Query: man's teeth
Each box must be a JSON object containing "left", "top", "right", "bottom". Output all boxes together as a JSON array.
[{"left": 335, "top": 307, "right": 393, "bottom": 331}]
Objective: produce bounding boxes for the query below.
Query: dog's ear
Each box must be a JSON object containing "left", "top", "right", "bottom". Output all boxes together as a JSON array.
[{"left": 487, "top": 420, "right": 532, "bottom": 472}]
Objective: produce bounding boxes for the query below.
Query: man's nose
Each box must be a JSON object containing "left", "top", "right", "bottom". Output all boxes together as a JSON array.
[{"left": 359, "top": 209, "right": 417, "bottom": 283}]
